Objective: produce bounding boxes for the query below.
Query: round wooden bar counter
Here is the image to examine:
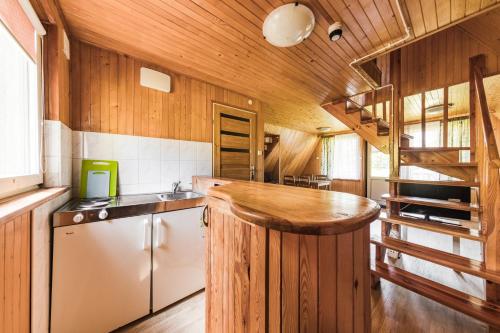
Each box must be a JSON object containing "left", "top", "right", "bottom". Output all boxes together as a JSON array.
[{"left": 204, "top": 181, "right": 380, "bottom": 333}]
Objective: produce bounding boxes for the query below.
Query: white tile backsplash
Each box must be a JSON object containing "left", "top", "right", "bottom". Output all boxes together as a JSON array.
[
  {"left": 196, "top": 160, "right": 212, "bottom": 176},
  {"left": 196, "top": 142, "right": 212, "bottom": 161},
  {"left": 139, "top": 137, "right": 161, "bottom": 160},
  {"left": 113, "top": 134, "right": 139, "bottom": 160},
  {"left": 117, "top": 159, "right": 139, "bottom": 185},
  {"left": 83, "top": 132, "right": 113, "bottom": 160},
  {"left": 43, "top": 121, "right": 72, "bottom": 187},
  {"left": 161, "top": 160, "right": 180, "bottom": 190},
  {"left": 72, "top": 131, "right": 83, "bottom": 158},
  {"left": 139, "top": 159, "right": 161, "bottom": 184},
  {"left": 179, "top": 140, "right": 196, "bottom": 161},
  {"left": 69, "top": 130, "right": 212, "bottom": 196},
  {"left": 161, "top": 139, "right": 180, "bottom": 161},
  {"left": 179, "top": 160, "right": 196, "bottom": 188},
  {"left": 72, "top": 158, "right": 82, "bottom": 185}
]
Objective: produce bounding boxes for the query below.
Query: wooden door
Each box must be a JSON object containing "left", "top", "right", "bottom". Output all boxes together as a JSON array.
[{"left": 213, "top": 104, "right": 257, "bottom": 180}]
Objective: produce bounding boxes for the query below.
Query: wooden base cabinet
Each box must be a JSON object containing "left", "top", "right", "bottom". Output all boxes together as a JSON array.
[{"left": 205, "top": 206, "right": 371, "bottom": 333}]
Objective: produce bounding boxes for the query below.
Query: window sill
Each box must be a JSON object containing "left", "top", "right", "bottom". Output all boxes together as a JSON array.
[{"left": 0, "top": 187, "right": 70, "bottom": 224}]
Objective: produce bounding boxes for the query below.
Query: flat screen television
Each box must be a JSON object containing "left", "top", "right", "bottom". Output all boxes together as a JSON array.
[{"left": 398, "top": 183, "right": 471, "bottom": 220}]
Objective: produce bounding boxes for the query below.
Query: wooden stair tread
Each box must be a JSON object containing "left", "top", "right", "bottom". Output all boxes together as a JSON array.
[
  {"left": 383, "top": 195, "right": 479, "bottom": 212},
  {"left": 371, "top": 235, "right": 500, "bottom": 283},
  {"left": 389, "top": 178, "right": 479, "bottom": 187},
  {"left": 400, "top": 147, "right": 470, "bottom": 152},
  {"left": 380, "top": 215, "right": 484, "bottom": 242},
  {"left": 371, "top": 262, "right": 500, "bottom": 327},
  {"left": 400, "top": 162, "right": 477, "bottom": 167}
]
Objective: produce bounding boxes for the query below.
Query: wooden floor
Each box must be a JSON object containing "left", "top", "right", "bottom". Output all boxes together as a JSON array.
[{"left": 119, "top": 220, "right": 488, "bottom": 333}]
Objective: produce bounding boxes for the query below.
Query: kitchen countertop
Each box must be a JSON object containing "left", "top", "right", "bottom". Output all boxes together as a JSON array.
[{"left": 200, "top": 177, "right": 380, "bottom": 235}]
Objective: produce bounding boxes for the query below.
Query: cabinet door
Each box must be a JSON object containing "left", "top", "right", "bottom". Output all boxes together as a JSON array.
[
  {"left": 152, "top": 207, "right": 205, "bottom": 312},
  {"left": 51, "top": 215, "right": 152, "bottom": 333}
]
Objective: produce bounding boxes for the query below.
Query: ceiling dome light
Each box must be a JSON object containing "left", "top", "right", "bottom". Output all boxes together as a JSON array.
[
  {"left": 316, "top": 127, "right": 331, "bottom": 132},
  {"left": 263, "top": 3, "right": 315, "bottom": 47}
]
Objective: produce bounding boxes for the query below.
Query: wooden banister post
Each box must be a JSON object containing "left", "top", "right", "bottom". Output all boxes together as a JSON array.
[{"left": 470, "top": 54, "right": 500, "bottom": 332}]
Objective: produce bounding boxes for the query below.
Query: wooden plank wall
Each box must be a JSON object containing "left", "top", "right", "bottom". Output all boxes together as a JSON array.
[
  {"left": 207, "top": 205, "right": 371, "bottom": 333},
  {"left": 378, "top": 25, "right": 500, "bottom": 97},
  {"left": 42, "top": 1, "right": 71, "bottom": 127},
  {"left": 0, "top": 212, "right": 30, "bottom": 333},
  {"left": 70, "top": 40, "right": 263, "bottom": 143},
  {"left": 264, "top": 123, "right": 319, "bottom": 182}
]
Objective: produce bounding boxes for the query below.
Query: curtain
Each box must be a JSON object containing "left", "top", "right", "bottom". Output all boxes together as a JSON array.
[
  {"left": 321, "top": 136, "right": 334, "bottom": 178},
  {"left": 448, "top": 118, "right": 470, "bottom": 147},
  {"left": 425, "top": 121, "right": 443, "bottom": 147},
  {"left": 404, "top": 123, "right": 422, "bottom": 147},
  {"left": 332, "top": 133, "right": 361, "bottom": 180}
]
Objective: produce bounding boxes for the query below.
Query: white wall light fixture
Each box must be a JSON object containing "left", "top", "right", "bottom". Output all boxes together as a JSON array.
[
  {"left": 140, "top": 67, "right": 171, "bottom": 93},
  {"left": 263, "top": 3, "right": 315, "bottom": 47}
]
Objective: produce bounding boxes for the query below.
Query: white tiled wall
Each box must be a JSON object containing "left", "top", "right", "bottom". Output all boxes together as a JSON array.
[
  {"left": 43, "top": 120, "right": 72, "bottom": 187},
  {"left": 72, "top": 131, "right": 213, "bottom": 196}
]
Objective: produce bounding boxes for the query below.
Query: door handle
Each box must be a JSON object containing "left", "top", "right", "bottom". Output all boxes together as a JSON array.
[
  {"left": 154, "top": 218, "right": 162, "bottom": 248},
  {"left": 143, "top": 218, "right": 151, "bottom": 250},
  {"left": 202, "top": 206, "right": 209, "bottom": 227}
]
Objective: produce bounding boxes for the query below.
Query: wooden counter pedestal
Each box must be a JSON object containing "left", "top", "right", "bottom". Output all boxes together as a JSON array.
[{"left": 202, "top": 180, "right": 379, "bottom": 333}]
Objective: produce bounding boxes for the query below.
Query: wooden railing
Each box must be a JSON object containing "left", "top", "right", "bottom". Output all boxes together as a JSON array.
[{"left": 470, "top": 55, "right": 500, "bottom": 168}]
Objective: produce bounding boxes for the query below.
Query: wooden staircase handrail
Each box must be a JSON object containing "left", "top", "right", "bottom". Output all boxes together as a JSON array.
[{"left": 471, "top": 55, "right": 500, "bottom": 168}]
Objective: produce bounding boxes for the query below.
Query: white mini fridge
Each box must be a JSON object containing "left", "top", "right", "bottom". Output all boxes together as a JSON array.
[
  {"left": 152, "top": 206, "right": 205, "bottom": 312},
  {"left": 51, "top": 215, "right": 153, "bottom": 333}
]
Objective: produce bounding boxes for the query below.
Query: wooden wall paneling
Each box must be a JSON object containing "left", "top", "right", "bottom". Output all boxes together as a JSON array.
[
  {"left": 318, "top": 235, "right": 337, "bottom": 332},
  {"left": 399, "top": 25, "right": 500, "bottom": 97},
  {"left": 222, "top": 213, "right": 233, "bottom": 333},
  {"left": 249, "top": 225, "right": 266, "bottom": 333},
  {"left": 70, "top": 40, "right": 81, "bottom": 130},
  {"left": 336, "top": 232, "right": 354, "bottom": 332},
  {"left": 281, "top": 232, "right": 299, "bottom": 332},
  {"left": 46, "top": 25, "right": 70, "bottom": 125},
  {"left": 109, "top": 52, "right": 118, "bottom": 134},
  {"left": 268, "top": 229, "right": 281, "bottom": 333},
  {"left": 0, "top": 213, "right": 30, "bottom": 333},
  {"left": 206, "top": 201, "right": 373, "bottom": 333},
  {"left": 264, "top": 124, "right": 319, "bottom": 182},
  {"left": 233, "top": 217, "right": 251, "bottom": 332},
  {"left": 210, "top": 208, "right": 224, "bottom": 332},
  {"left": 299, "top": 234, "right": 318, "bottom": 332},
  {"left": 71, "top": 41, "right": 263, "bottom": 143}
]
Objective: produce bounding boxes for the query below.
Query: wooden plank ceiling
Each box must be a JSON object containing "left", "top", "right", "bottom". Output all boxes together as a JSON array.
[{"left": 57, "top": 0, "right": 499, "bottom": 133}]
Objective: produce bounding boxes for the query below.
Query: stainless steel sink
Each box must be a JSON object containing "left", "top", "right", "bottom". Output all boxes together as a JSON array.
[{"left": 156, "top": 191, "right": 203, "bottom": 201}]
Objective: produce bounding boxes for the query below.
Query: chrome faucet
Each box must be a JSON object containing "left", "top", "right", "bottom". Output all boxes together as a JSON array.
[{"left": 172, "top": 181, "right": 181, "bottom": 194}]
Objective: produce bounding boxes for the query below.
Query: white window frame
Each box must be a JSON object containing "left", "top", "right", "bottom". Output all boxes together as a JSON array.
[{"left": 0, "top": 24, "right": 43, "bottom": 198}]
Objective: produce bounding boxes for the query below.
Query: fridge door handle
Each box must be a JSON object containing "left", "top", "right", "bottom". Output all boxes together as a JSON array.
[
  {"left": 143, "top": 218, "right": 151, "bottom": 250},
  {"left": 154, "top": 217, "right": 162, "bottom": 248}
]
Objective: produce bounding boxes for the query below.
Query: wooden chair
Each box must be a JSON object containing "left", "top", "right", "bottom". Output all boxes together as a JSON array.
[
  {"left": 297, "top": 175, "right": 311, "bottom": 188},
  {"left": 283, "top": 175, "right": 296, "bottom": 186}
]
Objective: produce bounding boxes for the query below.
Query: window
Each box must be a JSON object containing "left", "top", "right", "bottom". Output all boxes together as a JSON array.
[
  {"left": 0, "top": 18, "right": 42, "bottom": 197},
  {"left": 369, "top": 145, "right": 389, "bottom": 178},
  {"left": 321, "top": 133, "right": 361, "bottom": 180}
]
